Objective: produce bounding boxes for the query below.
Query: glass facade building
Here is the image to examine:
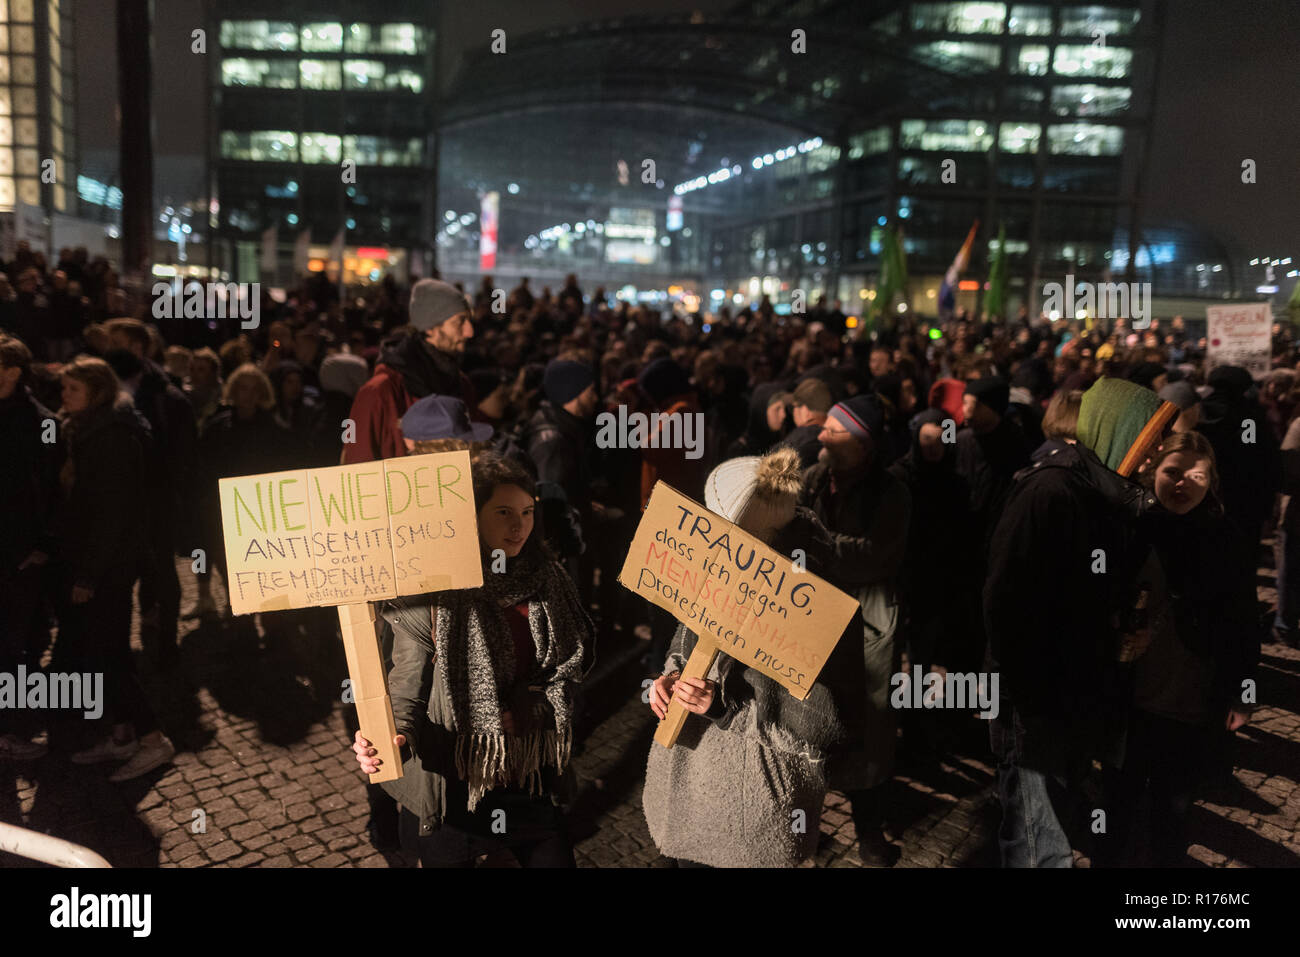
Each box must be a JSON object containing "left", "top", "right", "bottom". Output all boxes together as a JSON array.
[
  {"left": 209, "top": 2, "right": 437, "bottom": 281},
  {"left": 0, "top": 0, "right": 77, "bottom": 216},
  {"left": 689, "top": 0, "right": 1171, "bottom": 315}
]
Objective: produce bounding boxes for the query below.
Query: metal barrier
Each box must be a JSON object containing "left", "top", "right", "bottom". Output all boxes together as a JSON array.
[{"left": 0, "top": 821, "right": 112, "bottom": 868}]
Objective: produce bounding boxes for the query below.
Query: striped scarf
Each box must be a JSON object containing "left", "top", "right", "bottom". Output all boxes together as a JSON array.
[{"left": 431, "top": 555, "right": 590, "bottom": 811}]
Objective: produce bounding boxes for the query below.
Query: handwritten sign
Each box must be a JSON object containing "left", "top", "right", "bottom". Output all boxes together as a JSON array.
[
  {"left": 219, "top": 450, "right": 482, "bottom": 615},
  {"left": 618, "top": 482, "right": 858, "bottom": 699},
  {"left": 1207, "top": 302, "right": 1272, "bottom": 379}
]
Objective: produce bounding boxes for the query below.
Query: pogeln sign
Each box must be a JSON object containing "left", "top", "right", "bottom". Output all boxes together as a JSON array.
[
  {"left": 618, "top": 481, "right": 858, "bottom": 700},
  {"left": 218, "top": 450, "right": 483, "bottom": 616}
]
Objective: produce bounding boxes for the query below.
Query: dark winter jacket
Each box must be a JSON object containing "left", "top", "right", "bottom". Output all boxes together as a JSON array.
[
  {"left": 1197, "top": 381, "right": 1280, "bottom": 538},
  {"left": 0, "top": 386, "right": 57, "bottom": 573},
  {"left": 54, "top": 397, "right": 149, "bottom": 589},
  {"left": 984, "top": 439, "right": 1154, "bottom": 769}
]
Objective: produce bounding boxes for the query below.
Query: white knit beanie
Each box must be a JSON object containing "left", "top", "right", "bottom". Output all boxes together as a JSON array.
[{"left": 704, "top": 448, "right": 802, "bottom": 541}]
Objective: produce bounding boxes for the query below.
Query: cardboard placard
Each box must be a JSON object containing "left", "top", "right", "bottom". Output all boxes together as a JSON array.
[
  {"left": 1207, "top": 302, "right": 1272, "bottom": 379},
  {"left": 219, "top": 450, "right": 483, "bottom": 615},
  {"left": 618, "top": 482, "right": 858, "bottom": 700}
]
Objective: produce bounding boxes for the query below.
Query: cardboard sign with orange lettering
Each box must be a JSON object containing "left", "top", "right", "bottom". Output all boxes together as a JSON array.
[{"left": 618, "top": 481, "right": 858, "bottom": 700}]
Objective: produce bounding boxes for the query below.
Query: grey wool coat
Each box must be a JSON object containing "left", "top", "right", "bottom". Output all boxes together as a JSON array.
[{"left": 642, "top": 623, "right": 844, "bottom": 868}]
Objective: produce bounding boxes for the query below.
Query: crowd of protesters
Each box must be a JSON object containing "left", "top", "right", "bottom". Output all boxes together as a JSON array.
[{"left": 0, "top": 238, "right": 1290, "bottom": 867}]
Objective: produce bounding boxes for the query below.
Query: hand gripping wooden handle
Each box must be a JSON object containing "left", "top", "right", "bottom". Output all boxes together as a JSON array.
[
  {"left": 337, "top": 602, "right": 404, "bottom": 783},
  {"left": 653, "top": 640, "right": 718, "bottom": 749}
]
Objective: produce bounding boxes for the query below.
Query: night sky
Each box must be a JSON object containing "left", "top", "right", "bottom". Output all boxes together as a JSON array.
[{"left": 73, "top": 0, "right": 1300, "bottom": 256}]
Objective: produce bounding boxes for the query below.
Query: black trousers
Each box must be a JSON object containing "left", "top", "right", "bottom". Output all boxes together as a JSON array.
[
  {"left": 55, "top": 572, "right": 158, "bottom": 736},
  {"left": 400, "top": 782, "right": 575, "bottom": 868}
]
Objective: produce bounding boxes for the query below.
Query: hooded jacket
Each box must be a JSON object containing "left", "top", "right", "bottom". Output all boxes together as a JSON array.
[
  {"left": 343, "top": 331, "right": 477, "bottom": 464},
  {"left": 983, "top": 438, "right": 1155, "bottom": 770}
]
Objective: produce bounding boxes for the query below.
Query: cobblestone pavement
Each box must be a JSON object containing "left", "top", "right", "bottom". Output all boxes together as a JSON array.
[{"left": 2, "top": 553, "right": 1298, "bottom": 868}]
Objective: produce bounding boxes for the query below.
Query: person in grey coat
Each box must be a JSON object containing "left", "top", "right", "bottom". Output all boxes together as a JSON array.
[{"left": 642, "top": 446, "right": 899, "bottom": 867}]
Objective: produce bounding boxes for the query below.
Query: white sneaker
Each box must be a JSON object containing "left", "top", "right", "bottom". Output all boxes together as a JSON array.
[
  {"left": 71, "top": 735, "right": 139, "bottom": 765},
  {"left": 0, "top": 733, "right": 48, "bottom": 760},
  {"left": 108, "top": 736, "right": 176, "bottom": 782}
]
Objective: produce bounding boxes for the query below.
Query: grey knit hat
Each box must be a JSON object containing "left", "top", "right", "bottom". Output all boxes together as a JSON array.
[
  {"left": 1158, "top": 379, "right": 1201, "bottom": 410},
  {"left": 409, "top": 279, "right": 471, "bottom": 331}
]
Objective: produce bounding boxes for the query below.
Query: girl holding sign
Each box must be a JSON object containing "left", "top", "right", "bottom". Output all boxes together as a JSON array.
[
  {"left": 352, "top": 453, "right": 592, "bottom": 867},
  {"left": 642, "top": 447, "right": 864, "bottom": 868}
]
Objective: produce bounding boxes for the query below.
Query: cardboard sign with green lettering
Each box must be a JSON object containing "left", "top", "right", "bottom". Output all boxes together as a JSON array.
[
  {"left": 619, "top": 481, "right": 858, "bottom": 702},
  {"left": 219, "top": 450, "right": 483, "bottom": 615}
]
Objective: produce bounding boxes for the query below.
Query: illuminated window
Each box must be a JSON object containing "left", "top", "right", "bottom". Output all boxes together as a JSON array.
[
  {"left": 342, "top": 135, "right": 422, "bottom": 166},
  {"left": 300, "top": 23, "right": 343, "bottom": 52},
  {"left": 11, "top": 0, "right": 32, "bottom": 21},
  {"left": 300, "top": 132, "right": 342, "bottom": 164},
  {"left": 383, "top": 68, "right": 423, "bottom": 93},
  {"left": 914, "top": 40, "right": 1001, "bottom": 70},
  {"left": 1053, "top": 44, "right": 1132, "bottom": 78},
  {"left": 17, "top": 176, "right": 37, "bottom": 204},
  {"left": 16, "top": 147, "right": 37, "bottom": 173},
  {"left": 299, "top": 59, "right": 341, "bottom": 90},
  {"left": 1011, "top": 44, "right": 1050, "bottom": 75},
  {"left": 11, "top": 24, "right": 33, "bottom": 53},
  {"left": 220, "top": 21, "right": 297, "bottom": 52},
  {"left": 51, "top": 126, "right": 62, "bottom": 154},
  {"left": 222, "top": 58, "right": 297, "bottom": 88},
  {"left": 220, "top": 130, "right": 298, "bottom": 162},
  {"left": 899, "top": 119, "right": 993, "bottom": 152},
  {"left": 848, "top": 126, "right": 891, "bottom": 160},
  {"left": 1060, "top": 5, "right": 1140, "bottom": 37},
  {"left": 54, "top": 184, "right": 65, "bottom": 210},
  {"left": 1051, "top": 84, "right": 1130, "bottom": 117},
  {"left": 1047, "top": 123, "right": 1124, "bottom": 155},
  {"left": 0, "top": 26, "right": 7, "bottom": 51},
  {"left": 911, "top": 3, "right": 1006, "bottom": 34},
  {"left": 999, "top": 122, "right": 1041, "bottom": 153},
  {"left": 13, "top": 55, "right": 35, "bottom": 83},
  {"left": 1007, "top": 4, "right": 1052, "bottom": 35},
  {"left": 343, "top": 60, "right": 384, "bottom": 89},
  {"left": 346, "top": 23, "right": 426, "bottom": 55},
  {"left": 0, "top": 148, "right": 10, "bottom": 175},
  {"left": 15, "top": 117, "right": 35, "bottom": 146},
  {"left": 0, "top": 177, "right": 13, "bottom": 207}
]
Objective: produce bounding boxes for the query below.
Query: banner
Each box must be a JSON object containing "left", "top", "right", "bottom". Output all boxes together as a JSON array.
[
  {"left": 218, "top": 451, "right": 482, "bottom": 615},
  {"left": 1207, "top": 302, "right": 1272, "bottom": 378},
  {"left": 617, "top": 482, "right": 859, "bottom": 699},
  {"left": 479, "top": 191, "right": 499, "bottom": 271}
]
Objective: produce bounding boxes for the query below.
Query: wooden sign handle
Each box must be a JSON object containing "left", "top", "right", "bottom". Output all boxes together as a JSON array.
[
  {"left": 654, "top": 640, "right": 718, "bottom": 749},
  {"left": 337, "top": 602, "right": 404, "bottom": 784}
]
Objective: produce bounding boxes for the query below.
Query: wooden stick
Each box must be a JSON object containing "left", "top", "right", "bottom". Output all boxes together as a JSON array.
[
  {"left": 654, "top": 639, "right": 718, "bottom": 749},
  {"left": 1117, "top": 400, "right": 1179, "bottom": 478},
  {"left": 337, "top": 602, "right": 403, "bottom": 784}
]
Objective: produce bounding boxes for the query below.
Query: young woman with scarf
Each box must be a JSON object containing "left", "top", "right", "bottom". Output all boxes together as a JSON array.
[{"left": 352, "top": 452, "right": 592, "bottom": 867}]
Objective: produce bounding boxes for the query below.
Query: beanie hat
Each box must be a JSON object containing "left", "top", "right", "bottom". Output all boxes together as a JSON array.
[
  {"left": 964, "top": 376, "right": 1010, "bottom": 417},
  {"left": 1158, "top": 380, "right": 1200, "bottom": 411},
  {"left": 543, "top": 359, "right": 595, "bottom": 406},
  {"left": 792, "top": 377, "right": 833, "bottom": 414},
  {"left": 1077, "top": 377, "right": 1170, "bottom": 473},
  {"left": 400, "top": 394, "right": 493, "bottom": 442},
  {"left": 704, "top": 446, "right": 802, "bottom": 540},
  {"left": 1207, "top": 364, "right": 1254, "bottom": 400},
  {"left": 1127, "top": 361, "right": 1168, "bottom": 391},
  {"left": 928, "top": 378, "right": 966, "bottom": 426},
  {"left": 827, "top": 394, "right": 886, "bottom": 446},
  {"left": 637, "top": 357, "right": 693, "bottom": 404},
  {"left": 408, "top": 279, "right": 471, "bottom": 331},
  {"left": 319, "top": 352, "right": 370, "bottom": 398}
]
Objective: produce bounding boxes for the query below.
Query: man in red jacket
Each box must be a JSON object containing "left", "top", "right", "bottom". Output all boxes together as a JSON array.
[{"left": 343, "top": 279, "right": 476, "bottom": 464}]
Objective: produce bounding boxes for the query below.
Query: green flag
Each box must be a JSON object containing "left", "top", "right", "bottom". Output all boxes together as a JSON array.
[
  {"left": 873, "top": 226, "right": 908, "bottom": 322},
  {"left": 985, "top": 223, "right": 1007, "bottom": 321}
]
